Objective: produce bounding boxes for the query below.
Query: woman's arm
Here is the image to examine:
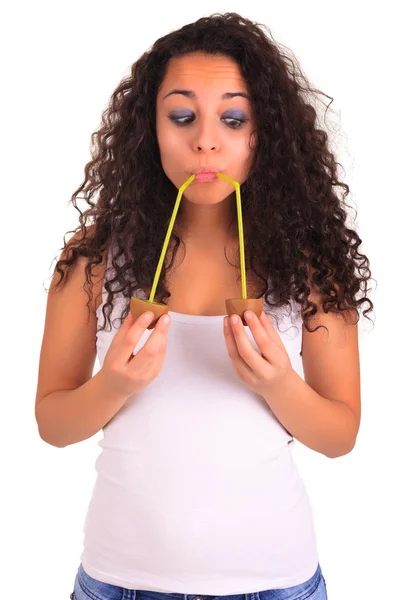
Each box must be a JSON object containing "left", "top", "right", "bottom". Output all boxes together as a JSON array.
[{"left": 264, "top": 301, "right": 360, "bottom": 459}]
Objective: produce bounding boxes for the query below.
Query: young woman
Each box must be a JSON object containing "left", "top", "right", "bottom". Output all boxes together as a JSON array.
[{"left": 35, "top": 12, "right": 373, "bottom": 600}]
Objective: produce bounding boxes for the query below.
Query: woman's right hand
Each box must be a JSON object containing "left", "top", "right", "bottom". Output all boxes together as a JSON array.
[{"left": 100, "top": 310, "right": 171, "bottom": 398}]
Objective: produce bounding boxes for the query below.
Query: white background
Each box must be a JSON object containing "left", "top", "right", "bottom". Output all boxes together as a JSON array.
[{"left": 2, "top": 1, "right": 398, "bottom": 599}]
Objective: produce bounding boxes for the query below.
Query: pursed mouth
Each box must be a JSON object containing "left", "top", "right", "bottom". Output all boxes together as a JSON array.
[{"left": 193, "top": 172, "right": 218, "bottom": 182}]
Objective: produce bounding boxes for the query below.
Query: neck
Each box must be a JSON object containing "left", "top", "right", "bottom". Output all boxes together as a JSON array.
[{"left": 175, "top": 192, "right": 237, "bottom": 247}]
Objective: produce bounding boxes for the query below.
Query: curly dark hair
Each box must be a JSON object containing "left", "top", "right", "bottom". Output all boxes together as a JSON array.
[{"left": 48, "top": 11, "right": 375, "bottom": 335}]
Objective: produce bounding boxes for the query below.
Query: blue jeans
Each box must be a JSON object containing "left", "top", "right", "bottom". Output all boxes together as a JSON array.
[{"left": 70, "top": 562, "right": 327, "bottom": 600}]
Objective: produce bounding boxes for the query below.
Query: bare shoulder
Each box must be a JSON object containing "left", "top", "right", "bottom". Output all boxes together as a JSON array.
[
  {"left": 301, "top": 281, "right": 361, "bottom": 439},
  {"left": 35, "top": 226, "right": 108, "bottom": 408},
  {"left": 49, "top": 224, "right": 108, "bottom": 311}
]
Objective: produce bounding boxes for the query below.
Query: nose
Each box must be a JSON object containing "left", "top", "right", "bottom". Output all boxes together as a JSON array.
[
  {"left": 197, "top": 144, "right": 216, "bottom": 151},
  {"left": 191, "top": 118, "right": 219, "bottom": 152}
]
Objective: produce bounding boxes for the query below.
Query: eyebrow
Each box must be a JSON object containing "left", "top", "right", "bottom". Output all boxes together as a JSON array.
[{"left": 163, "top": 89, "right": 250, "bottom": 101}]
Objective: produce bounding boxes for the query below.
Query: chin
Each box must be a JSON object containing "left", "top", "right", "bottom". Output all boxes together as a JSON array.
[
  {"left": 183, "top": 192, "right": 231, "bottom": 205},
  {"left": 183, "top": 184, "right": 234, "bottom": 200}
]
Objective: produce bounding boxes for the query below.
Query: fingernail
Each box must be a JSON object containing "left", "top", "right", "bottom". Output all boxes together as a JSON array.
[
  {"left": 245, "top": 311, "right": 253, "bottom": 320},
  {"left": 231, "top": 315, "right": 239, "bottom": 325},
  {"left": 144, "top": 312, "right": 154, "bottom": 320},
  {"left": 163, "top": 315, "right": 170, "bottom": 324}
]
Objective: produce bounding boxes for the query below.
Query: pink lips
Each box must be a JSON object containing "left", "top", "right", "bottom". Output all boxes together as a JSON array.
[{"left": 194, "top": 172, "right": 218, "bottom": 182}]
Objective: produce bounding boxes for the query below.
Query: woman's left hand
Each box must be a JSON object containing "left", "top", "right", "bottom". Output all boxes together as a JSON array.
[{"left": 224, "top": 310, "right": 293, "bottom": 397}]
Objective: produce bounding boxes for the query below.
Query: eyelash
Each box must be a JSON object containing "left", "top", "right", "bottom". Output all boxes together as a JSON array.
[{"left": 169, "top": 116, "right": 248, "bottom": 129}]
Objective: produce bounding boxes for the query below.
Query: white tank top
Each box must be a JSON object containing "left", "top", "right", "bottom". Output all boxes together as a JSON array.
[{"left": 80, "top": 245, "right": 320, "bottom": 594}]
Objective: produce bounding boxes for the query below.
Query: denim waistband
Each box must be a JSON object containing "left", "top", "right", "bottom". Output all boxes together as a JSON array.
[{"left": 72, "top": 562, "right": 323, "bottom": 600}]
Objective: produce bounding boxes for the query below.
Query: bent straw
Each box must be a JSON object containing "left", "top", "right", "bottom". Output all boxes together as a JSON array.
[
  {"left": 214, "top": 172, "right": 247, "bottom": 301},
  {"left": 147, "top": 172, "right": 247, "bottom": 304}
]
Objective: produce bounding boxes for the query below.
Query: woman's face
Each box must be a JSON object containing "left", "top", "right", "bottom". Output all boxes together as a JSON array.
[{"left": 156, "top": 52, "right": 255, "bottom": 206}]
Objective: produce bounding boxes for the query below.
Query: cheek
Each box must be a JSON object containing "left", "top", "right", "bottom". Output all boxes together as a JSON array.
[
  {"left": 157, "top": 123, "right": 182, "bottom": 154},
  {"left": 158, "top": 134, "right": 183, "bottom": 173},
  {"left": 156, "top": 115, "right": 179, "bottom": 157},
  {"left": 230, "top": 138, "right": 254, "bottom": 176}
]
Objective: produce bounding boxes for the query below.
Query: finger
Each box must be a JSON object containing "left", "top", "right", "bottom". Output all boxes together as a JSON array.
[
  {"left": 259, "top": 310, "right": 286, "bottom": 350},
  {"left": 108, "top": 310, "right": 134, "bottom": 352},
  {"left": 223, "top": 316, "right": 256, "bottom": 379},
  {"left": 113, "top": 309, "right": 142, "bottom": 342},
  {"left": 244, "top": 311, "right": 274, "bottom": 360},
  {"left": 114, "top": 309, "right": 133, "bottom": 336},
  {"left": 122, "top": 310, "right": 155, "bottom": 360},
  {"left": 134, "top": 312, "right": 171, "bottom": 364},
  {"left": 230, "top": 314, "right": 271, "bottom": 376}
]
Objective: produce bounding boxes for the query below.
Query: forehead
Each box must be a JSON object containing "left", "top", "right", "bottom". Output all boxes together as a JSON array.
[{"left": 158, "top": 52, "right": 248, "bottom": 94}]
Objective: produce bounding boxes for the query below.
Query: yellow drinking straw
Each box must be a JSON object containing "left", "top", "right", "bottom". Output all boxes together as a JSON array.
[{"left": 130, "top": 173, "right": 264, "bottom": 329}]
